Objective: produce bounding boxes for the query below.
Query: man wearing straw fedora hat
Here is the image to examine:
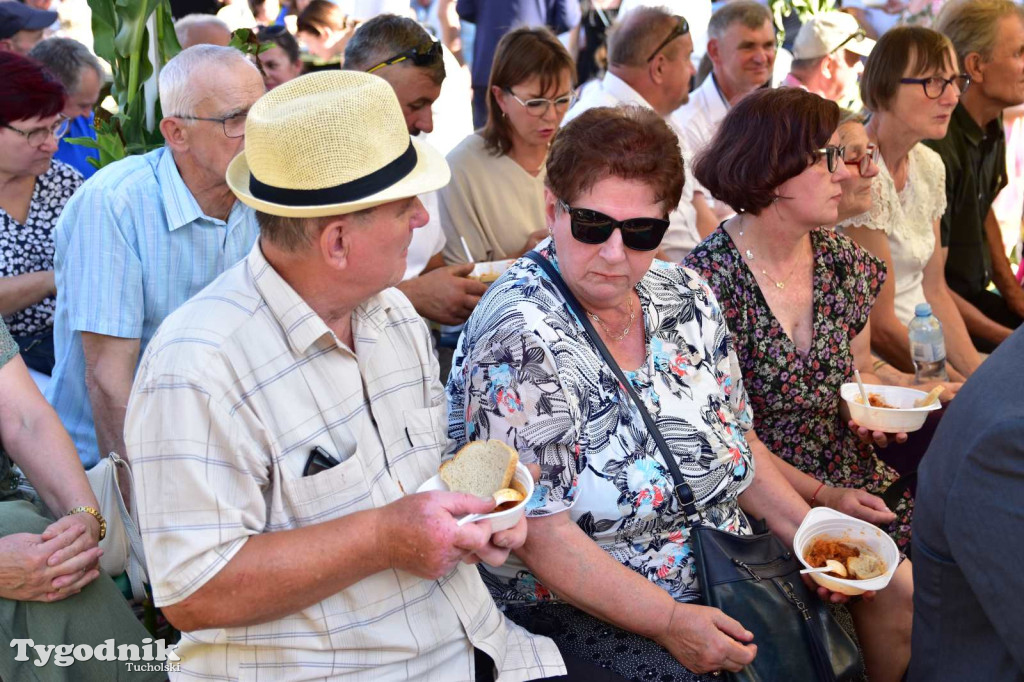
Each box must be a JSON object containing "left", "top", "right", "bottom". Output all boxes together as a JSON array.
[{"left": 124, "top": 70, "right": 566, "bottom": 681}]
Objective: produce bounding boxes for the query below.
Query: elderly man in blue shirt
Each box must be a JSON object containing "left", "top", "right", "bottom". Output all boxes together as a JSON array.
[{"left": 46, "top": 44, "right": 265, "bottom": 469}]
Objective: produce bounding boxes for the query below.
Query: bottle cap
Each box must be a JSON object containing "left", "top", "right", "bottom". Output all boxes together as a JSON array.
[{"left": 914, "top": 303, "right": 932, "bottom": 317}]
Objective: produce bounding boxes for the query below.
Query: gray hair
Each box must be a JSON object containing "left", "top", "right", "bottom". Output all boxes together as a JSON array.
[
  {"left": 28, "top": 37, "right": 102, "bottom": 95},
  {"left": 607, "top": 5, "right": 679, "bottom": 68},
  {"left": 708, "top": 0, "right": 773, "bottom": 41},
  {"left": 343, "top": 13, "right": 445, "bottom": 84},
  {"left": 174, "top": 14, "right": 231, "bottom": 49},
  {"left": 935, "top": 0, "right": 1024, "bottom": 70},
  {"left": 158, "top": 44, "right": 257, "bottom": 118}
]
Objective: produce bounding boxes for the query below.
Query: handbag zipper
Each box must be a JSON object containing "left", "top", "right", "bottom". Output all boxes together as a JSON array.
[
  {"left": 780, "top": 580, "right": 813, "bottom": 622},
  {"left": 731, "top": 553, "right": 792, "bottom": 582}
]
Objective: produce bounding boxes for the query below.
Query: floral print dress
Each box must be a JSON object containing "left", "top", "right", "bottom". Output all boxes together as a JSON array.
[
  {"left": 685, "top": 227, "right": 914, "bottom": 551},
  {"left": 446, "top": 238, "right": 756, "bottom": 605}
]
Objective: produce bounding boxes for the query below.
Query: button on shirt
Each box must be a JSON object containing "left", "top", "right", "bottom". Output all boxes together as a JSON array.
[
  {"left": 563, "top": 72, "right": 702, "bottom": 261},
  {"left": 923, "top": 102, "right": 1008, "bottom": 298},
  {"left": 46, "top": 147, "right": 259, "bottom": 468},
  {"left": 125, "top": 242, "right": 565, "bottom": 681}
]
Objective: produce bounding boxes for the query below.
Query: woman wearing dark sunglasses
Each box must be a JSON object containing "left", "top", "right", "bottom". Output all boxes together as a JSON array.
[
  {"left": 446, "top": 106, "right": 859, "bottom": 681},
  {"left": 839, "top": 26, "right": 981, "bottom": 381},
  {"left": 684, "top": 88, "right": 913, "bottom": 682}
]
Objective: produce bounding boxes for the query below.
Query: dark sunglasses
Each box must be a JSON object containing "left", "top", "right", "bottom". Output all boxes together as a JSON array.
[
  {"left": 814, "top": 144, "right": 846, "bottom": 173},
  {"left": 367, "top": 40, "right": 443, "bottom": 73},
  {"left": 646, "top": 15, "right": 690, "bottom": 62},
  {"left": 558, "top": 199, "right": 669, "bottom": 251}
]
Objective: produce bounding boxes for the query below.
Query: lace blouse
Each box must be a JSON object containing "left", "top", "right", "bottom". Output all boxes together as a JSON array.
[{"left": 837, "top": 144, "right": 946, "bottom": 325}]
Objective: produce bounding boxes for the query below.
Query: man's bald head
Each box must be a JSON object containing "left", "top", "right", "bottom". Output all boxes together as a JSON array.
[
  {"left": 608, "top": 6, "right": 680, "bottom": 68},
  {"left": 174, "top": 14, "right": 231, "bottom": 49}
]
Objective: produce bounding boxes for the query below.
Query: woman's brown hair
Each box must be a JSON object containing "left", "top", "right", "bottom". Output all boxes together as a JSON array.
[
  {"left": 296, "top": 0, "right": 345, "bottom": 36},
  {"left": 693, "top": 88, "right": 839, "bottom": 215},
  {"left": 481, "top": 27, "right": 576, "bottom": 156},
  {"left": 546, "top": 106, "right": 684, "bottom": 216},
  {"left": 860, "top": 26, "right": 957, "bottom": 113}
]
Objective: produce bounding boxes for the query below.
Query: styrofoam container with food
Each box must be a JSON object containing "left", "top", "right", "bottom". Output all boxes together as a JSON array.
[
  {"left": 470, "top": 259, "right": 515, "bottom": 285},
  {"left": 840, "top": 382, "right": 942, "bottom": 434},
  {"left": 416, "top": 440, "right": 534, "bottom": 532},
  {"left": 793, "top": 507, "right": 900, "bottom": 596}
]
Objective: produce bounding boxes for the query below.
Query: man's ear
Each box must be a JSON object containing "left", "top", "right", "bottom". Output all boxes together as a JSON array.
[
  {"left": 319, "top": 216, "right": 352, "bottom": 271},
  {"left": 963, "top": 52, "right": 985, "bottom": 84},
  {"left": 821, "top": 55, "right": 837, "bottom": 79},
  {"left": 648, "top": 53, "right": 666, "bottom": 85},
  {"left": 706, "top": 38, "right": 720, "bottom": 67},
  {"left": 159, "top": 117, "right": 190, "bottom": 153}
]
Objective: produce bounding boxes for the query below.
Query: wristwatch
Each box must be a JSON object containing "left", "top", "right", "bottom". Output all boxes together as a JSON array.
[{"left": 66, "top": 506, "right": 107, "bottom": 541}]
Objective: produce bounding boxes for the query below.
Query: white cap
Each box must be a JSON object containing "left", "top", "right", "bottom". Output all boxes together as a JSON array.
[{"left": 792, "top": 12, "right": 875, "bottom": 61}]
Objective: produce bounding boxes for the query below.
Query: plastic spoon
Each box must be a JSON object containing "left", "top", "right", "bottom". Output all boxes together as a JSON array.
[
  {"left": 854, "top": 369, "right": 870, "bottom": 406},
  {"left": 800, "top": 560, "right": 849, "bottom": 578}
]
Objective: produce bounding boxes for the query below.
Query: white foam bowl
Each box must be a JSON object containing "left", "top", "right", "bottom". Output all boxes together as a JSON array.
[
  {"left": 416, "top": 462, "right": 534, "bottom": 532},
  {"left": 470, "top": 259, "right": 515, "bottom": 285},
  {"left": 840, "top": 383, "right": 941, "bottom": 434},
  {"left": 794, "top": 507, "right": 899, "bottom": 595}
]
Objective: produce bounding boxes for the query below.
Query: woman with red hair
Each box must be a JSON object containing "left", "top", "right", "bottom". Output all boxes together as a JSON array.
[{"left": 0, "top": 50, "right": 82, "bottom": 376}]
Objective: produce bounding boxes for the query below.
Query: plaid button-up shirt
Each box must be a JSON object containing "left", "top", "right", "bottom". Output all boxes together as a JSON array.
[{"left": 126, "top": 241, "right": 564, "bottom": 681}]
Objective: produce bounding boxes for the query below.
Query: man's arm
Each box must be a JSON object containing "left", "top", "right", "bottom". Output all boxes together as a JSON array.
[
  {"left": 944, "top": 419, "right": 1024, "bottom": 670},
  {"left": 0, "top": 271, "right": 55, "bottom": 318},
  {"left": 922, "top": 220, "right": 982, "bottom": 377},
  {"left": 81, "top": 332, "right": 140, "bottom": 459},
  {"left": 984, "top": 207, "right": 1024, "bottom": 316},
  {"left": 947, "top": 287, "right": 1013, "bottom": 347},
  {"left": 396, "top": 263, "right": 488, "bottom": 325}
]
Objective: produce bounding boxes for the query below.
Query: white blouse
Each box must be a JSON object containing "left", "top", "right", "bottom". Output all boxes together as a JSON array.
[{"left": 838, "top": 143, "right": 947, "bottom": 325}]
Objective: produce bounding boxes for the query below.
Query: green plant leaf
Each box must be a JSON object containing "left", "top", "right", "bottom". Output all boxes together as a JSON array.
[
  {"left": 89, "top": 0, "right": 118, "bottom": 65},
  {"left": 64, "top": 136, "right": 101, "bottom": 149}
]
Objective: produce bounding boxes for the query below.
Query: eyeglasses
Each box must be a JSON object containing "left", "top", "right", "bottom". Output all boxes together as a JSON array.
[
  {"left": 505, "top": 88, "right": 577, "bottom": 117},
  {"left": 169, "top": 110, "right": 248, "bottom": 138},
  {"left": 1, "top": 117, "right": 69, "bottom": 147},
  {"left": 814, "top": 145, "right": 846, "bottom": 173},
  {"left": 830, "top": 29, "right": 865, "bottom": 55},
  {"left": 366, "top": 40, "right": 443, "bottom": 73},
  {"left": 558, "top": 199, "right": 669, "bottom": 251},
  {"left": 646, "top": 15, "right": 690, "bottom": 62},
  {"left": 900, "top": 74, "right": 970, "bottom": 99},
  {"left": 843, "top": 143, "right": 879, "bottom": 175}
]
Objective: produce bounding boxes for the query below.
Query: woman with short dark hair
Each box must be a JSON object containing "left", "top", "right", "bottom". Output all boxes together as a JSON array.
[
  {"left": 439, "top": 27, "right": 576, "bottom": 265},
  {"left": 447, "top": 105, "right": 848, "bottom": 681},
  {"left": 0, "top": 51, "right": 83, "bottom": 375},
  {"left": 840, "top": 26, "right": 981, "bottom": 379},
  {"left": 684, "top": 87, "right": 913, "bottom": 682}
]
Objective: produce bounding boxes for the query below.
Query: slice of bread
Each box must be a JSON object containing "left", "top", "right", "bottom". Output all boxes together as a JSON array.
[{"left": 440, "top": 440, "right": 518, "bottom": 498}]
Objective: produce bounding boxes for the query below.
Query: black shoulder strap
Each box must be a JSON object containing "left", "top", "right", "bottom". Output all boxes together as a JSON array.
[{"left": 524, "top": 251, "right": 700, "bottom": 522}]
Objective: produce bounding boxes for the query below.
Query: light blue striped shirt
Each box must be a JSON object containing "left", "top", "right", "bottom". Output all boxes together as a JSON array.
[{"left": 47, "top": 146, "right": 259, "bottom": 468}]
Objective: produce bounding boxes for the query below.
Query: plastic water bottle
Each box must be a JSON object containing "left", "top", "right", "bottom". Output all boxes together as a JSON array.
[{"left": 908, "top": 303, "right": 949, "bottom": 382}]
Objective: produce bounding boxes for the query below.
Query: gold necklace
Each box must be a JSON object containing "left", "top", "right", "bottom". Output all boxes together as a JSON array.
[
  {"left": 588, "top": 295, "right": 636, "bottom": 342},
  {"left": 737, "top": 217, "right": 800, "bottom": 290}
]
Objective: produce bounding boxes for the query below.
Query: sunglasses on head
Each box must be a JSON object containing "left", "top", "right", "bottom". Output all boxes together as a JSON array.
[
  {"left": 367, "top": 40, "right": 443, "bottom": 73},
  {"left": 646, "top": 15, "right": 690, "bottom": 62},
  {"left": 558, "top": 199, "right": 669, "bottom": 251}
]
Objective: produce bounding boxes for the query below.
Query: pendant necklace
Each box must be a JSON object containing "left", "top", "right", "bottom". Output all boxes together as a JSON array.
[
  {"left": 588, "top": 294, "right": 636, "bottom": 342},
  {"left": 737, "top": 216, "right": 800, "bottom": 290}
]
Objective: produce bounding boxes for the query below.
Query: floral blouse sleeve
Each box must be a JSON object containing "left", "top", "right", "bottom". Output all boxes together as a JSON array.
[{"left": 449, "top": 321, "right": 585, "bottom": 516}]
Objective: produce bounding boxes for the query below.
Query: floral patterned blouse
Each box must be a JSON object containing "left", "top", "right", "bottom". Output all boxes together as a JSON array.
[
  {"left": 0, "top": 160, "right": 83, "bottom": 336},
  {"left": 446, "top": 238, "right": 756, "bottom": 605},
  {"left": 685, "top": 227, "right": 914, "bottom": 551}
]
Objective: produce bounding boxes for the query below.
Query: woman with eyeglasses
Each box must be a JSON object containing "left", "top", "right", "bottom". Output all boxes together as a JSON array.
[
  {"left": 439, "top": 27, "right": 576, "bottom": 265},
  {"left": 684, "top": 88, "right": 914, "bottom": 682},
  {"left": 446, "top": 105, "right": 863, "bottom": 681},
  {"left": 0, "top": 51, "right": 82, "bottom": 376},
  {"left": 839, "top": 26, "right": 982, "bottom": 380}
]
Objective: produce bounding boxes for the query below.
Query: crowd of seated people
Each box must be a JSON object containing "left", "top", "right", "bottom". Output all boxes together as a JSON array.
[{"left": 1, "top": 0, "right": 1023, "bottom": 680}]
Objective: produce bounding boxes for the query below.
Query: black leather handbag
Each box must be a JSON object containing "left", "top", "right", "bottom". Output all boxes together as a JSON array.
[{"left": 525, "top": 251, "right": 863, "bottom": 682}]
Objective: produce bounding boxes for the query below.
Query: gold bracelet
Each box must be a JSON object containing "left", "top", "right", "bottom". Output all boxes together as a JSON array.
[{"left": 66, "top": 506, "right": 106, "bottom": 541}]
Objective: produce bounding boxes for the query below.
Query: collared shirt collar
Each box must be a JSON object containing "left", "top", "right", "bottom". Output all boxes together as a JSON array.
[
  {"left": 952, "top": 101, "right": 1004, "bottom": 147},
  {"left": 156, "top": 147, "right": 206, "bottom": 232},
  {"left": 601, "top": 71, "right": 656, "bottom": 111},
  {"left": 246, "top": 240, "right": 391, "bottom": 356}
]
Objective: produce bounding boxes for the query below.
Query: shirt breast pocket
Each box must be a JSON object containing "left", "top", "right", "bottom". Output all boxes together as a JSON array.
[
  {"left": 278, "top": 453, "right": 370, "bottom": 528},
  {"left": 396, "top": 404, "right": 450, "bottom": 490}
]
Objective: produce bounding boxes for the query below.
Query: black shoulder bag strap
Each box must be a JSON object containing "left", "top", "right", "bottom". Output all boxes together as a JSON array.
[{"left": 524, "top": 251, "right": 700, "bottom": 521}]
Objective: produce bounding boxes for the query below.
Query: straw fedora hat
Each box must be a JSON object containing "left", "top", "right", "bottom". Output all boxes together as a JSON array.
[{"left": 226, "top": 70, "right": 450, "bottom": 218}]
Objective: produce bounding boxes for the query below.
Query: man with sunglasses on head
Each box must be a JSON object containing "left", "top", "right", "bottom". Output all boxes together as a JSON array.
[
  {"left": 564, "top": 6, "right": 711, "bottom": 262},
  {"left": 344, "top": 14, "right": 486, "bottom": 341},
  {"left": 783, "top": 11, "right": 875, "bottom": 108},
  {"left": 922, "top": 0, "right": 1024, "bottom": 354},
  {"left": 46, "top": 45, "right": 264, "bottom": 472}
]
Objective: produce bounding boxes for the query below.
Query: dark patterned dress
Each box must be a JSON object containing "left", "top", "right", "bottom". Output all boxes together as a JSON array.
[{"left": 685, "top": 226, "right": 914, "bottom": 551}]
